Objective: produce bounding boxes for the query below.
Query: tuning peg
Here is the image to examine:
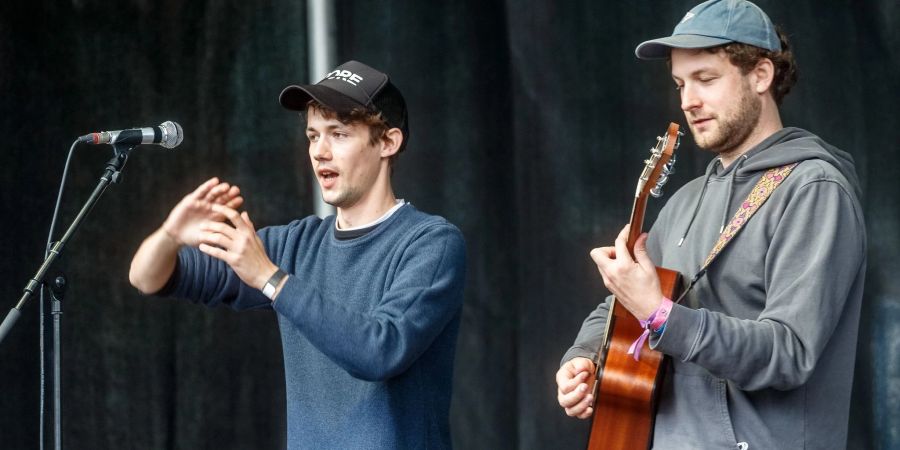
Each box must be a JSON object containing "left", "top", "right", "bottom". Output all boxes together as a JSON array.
[{"left": 666, "top": 155, "right": 677, "bottom": 174}]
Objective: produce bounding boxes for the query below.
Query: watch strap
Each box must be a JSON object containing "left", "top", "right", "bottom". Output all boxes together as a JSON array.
[{"left": 262, "top": 268, "right": 287, "bottom": 300}]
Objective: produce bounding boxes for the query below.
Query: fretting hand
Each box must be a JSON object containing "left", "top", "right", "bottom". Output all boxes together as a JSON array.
[{"left": 590, "top": 225, "right": 663, "bottom": 320}]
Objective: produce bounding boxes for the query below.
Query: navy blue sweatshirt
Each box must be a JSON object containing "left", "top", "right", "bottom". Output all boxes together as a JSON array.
[{"left": 166, "top": 204, "right": 466, "bottom": 449}]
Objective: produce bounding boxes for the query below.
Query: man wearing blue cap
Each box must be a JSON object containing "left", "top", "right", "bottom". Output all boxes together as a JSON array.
[
  {"left": 129, "top": 61, "right": 466, "bottom": 449},
  {"left": 557, "top": 1, "right": 866, "bottom": 448}
]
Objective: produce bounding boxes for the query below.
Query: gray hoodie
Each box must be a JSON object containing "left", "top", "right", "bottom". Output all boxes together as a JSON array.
[{"left": 564, "top": 127, "right": 866, "bottom": 449}]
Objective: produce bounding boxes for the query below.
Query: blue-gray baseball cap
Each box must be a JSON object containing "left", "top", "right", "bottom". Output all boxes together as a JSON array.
[{"left": 635, "top": 0, "right": 781, "bottom": 60}]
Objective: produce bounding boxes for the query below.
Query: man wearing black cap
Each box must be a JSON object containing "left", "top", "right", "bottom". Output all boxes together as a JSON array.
[
  {"left": 129, "top": 61, "right": 465, "bottom": 449},
  {"left": 556, "top": 1, "right": 865, "bottom": 448}
]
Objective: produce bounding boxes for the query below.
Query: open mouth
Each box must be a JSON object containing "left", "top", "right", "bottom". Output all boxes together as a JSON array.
[
  {"left": 318, "top": 168, "right": 339, "bottom": 179},
  {"left": 317, "top": 168, "right": 339, "bottom": 189}
]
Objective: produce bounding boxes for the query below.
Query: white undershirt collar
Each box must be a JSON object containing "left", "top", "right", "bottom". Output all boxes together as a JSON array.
[{"left": 335, "top": 199, "right": 406, "bottom": 231}]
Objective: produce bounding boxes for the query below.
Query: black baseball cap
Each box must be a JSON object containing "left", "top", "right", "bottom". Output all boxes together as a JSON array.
[{"left": 279, "top": 60, "right": 409, "bottom": 150}]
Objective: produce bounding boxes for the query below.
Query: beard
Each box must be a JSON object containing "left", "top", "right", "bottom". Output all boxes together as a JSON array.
[{"left": 690, "top": 81, "right": 762, "bottom": 156}]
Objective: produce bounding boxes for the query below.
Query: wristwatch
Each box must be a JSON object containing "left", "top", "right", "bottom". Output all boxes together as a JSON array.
[{"left": 262, "top": 268, "right": 287, "bottom": 300}]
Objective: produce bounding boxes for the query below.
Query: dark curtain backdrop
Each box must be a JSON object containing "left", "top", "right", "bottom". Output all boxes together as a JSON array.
[{"left": 0, "top": 1, "right": 897, "bottom": 449}]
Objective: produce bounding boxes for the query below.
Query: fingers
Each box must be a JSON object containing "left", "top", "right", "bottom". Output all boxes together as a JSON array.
[
  {"left": 202, "top": 220, "right": 237, "bottom": 234},
  {"left": 556, "top": 358, "right": 594, "bottom": 394},
  {"left": 209, "top": 204, "right": 250, "bottom": 232},
  {"left": 198, "top": 242, "right": 229, "bottom": 262},
  {"left": 634, "top": 232, "right": 654, "bottom": 271},
  {"left": 572, "top": 400, "right": 594, "bottom": 419},
  {"left": 557, "top": 368, "right": 590, "bottom": 397},
  {"left": 190, "top": 177, "right": 220, "bottom": 199},
  {"left": 186, "top": 179, "right": 244, "bottom": 210},
  {"left": 241, "top": 211, "right": 256, "bottom": 230},
  {"left": 226, "top": 196, "right": 244, "bottom": 210},
  {"left": 556, "top": 366, "right": 594, "bottom": 418},
  {"left": 589, "top": 247, "right": 615, "bottom": 265},
  {"left": 555, "top": 361, "right": 576, "bottom": 389},
  {"left": 618, "top": 224, "right": 630, "bottom": 240},
  {"left": 556, "top": 357, "right": 597, "bottom": 418},
  {"left": 197, "top": 230, "right": 234, "bottom": 251},
  {"left": 204, "top": 182, "right": 233, "bottom": 203},
  {"left": 239, "top": 212, "right": 262, "bottom": 248},
  {"left": 197, "top": 210, "right": 272, "bottom": 290},
  {"left": 215, "top": 185, "right": 241, "bottom": 205},
  {"left": 570, "top": 396, "right": 595, "bottom": 419},
  {"left": 558, "top": 374, "right": 591, "bottom": 408},
  {"left": 217, "top": 186, "right": 244, "bottom": 210},
  {"left": 614, "top": 224, "right": 634, "bottom": 264},
  {"left": 590, "top": 247, "right": 616, "bottom": 287},
  {"left": 198, "top": 210, "right": 259, "bottom": 255},
  {"left": 569, "top": 357, "right": 595, "bottom": 374}
]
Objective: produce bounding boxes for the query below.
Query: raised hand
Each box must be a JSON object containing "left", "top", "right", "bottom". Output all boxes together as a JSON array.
[
  {"left": 196, "top": 204, "right": 278, "bottom": 291},
  {"left": 556, "top": 357, "right": 596, "bottom": 419},
  {"left": 162, "top": 177, "right": 244, "bottom": 247}
]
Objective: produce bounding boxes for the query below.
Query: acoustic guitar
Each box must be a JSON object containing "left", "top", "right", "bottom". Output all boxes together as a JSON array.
[{"left": 586, "top": 123, "right": 682, "bottom": 450}]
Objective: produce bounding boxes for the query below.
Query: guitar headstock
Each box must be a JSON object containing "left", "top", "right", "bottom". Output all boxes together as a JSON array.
[
  {"left": 636, "top": 123, "right": 681, "bottom": 200},
  {"left": 627, "top": 123, "right": 682, "bottom": 250}
]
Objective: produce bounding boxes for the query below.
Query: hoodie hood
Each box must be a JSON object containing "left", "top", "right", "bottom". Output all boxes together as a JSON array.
[
  {"left": 678, "top": 127, "right": 863, "bottom": 247},
  {"left": 706, "top": 127, "right": 862, "bottom": 201}
]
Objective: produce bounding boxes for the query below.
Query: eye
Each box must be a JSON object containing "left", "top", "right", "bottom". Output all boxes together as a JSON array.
[
  {"left": 674, "top": 84, "right": 683, "bottom": 91},
  {"left": 332, "top": 131, "right": 349, "bottom": 139},
  {"left": 306, "top": 134, "right": 319, "bottom": 142}
]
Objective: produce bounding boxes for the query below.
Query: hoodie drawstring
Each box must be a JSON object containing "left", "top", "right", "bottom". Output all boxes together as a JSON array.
[
  {"left": 678, "top": 160, "right": 718, "bottom": 247},
  {"left": 678, "top": 155, "right": 750, "bottom": 246}
]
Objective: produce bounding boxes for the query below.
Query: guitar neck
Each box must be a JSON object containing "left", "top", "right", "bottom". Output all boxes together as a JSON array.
[
  {"left": 597, "top": 194, "right": 646, "bottom": 364},
  {"left": 627, "top": 192, "right": 649, "bottom": 255}
]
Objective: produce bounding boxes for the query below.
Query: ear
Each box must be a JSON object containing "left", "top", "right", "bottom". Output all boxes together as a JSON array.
[
  {"left": 380, "top": 128, "right": 403, "bottom": 158},
  {"left": 751, "top": 57, "right": 775, "bottom": 95}
]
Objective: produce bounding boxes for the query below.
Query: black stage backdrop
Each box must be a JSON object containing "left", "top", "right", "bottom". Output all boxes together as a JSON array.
[{"left": 0, "top": 1, "right": 897, "bottom": 449}]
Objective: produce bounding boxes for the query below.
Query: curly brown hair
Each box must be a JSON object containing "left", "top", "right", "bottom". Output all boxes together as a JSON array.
[
  {"left": 305, "top": 100, "right": 393, "bottom": 151},
  {"left": 712, "top": 27, "right": 799, "bottom": 105}
]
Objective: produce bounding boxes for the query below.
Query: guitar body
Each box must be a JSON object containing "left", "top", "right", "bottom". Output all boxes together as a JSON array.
[{"left": 586, "top": 267, "right": 682, "bottom": 450}]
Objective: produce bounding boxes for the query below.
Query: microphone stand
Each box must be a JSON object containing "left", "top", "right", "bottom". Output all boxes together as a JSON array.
[
  {"left": 48, "top": 273, "right": 67, "bottom": 450},
  {"left": 0, "top": 143, "right": 135, "bottom": 450}
]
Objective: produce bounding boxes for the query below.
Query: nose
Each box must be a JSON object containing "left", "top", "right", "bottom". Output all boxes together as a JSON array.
[
  {"left": 310, "top": 138, "right": 331, "bottom": 161},
  {"left": 680, "top": 83, "right": 701, "bottom": 112}
]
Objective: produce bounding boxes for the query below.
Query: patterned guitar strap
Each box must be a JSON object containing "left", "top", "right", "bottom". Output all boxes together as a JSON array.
[{"left": 674, "top": 162, "right": 799, "bottom": 305}]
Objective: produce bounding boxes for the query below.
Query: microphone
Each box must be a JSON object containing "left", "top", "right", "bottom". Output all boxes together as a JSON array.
[{"left": 78, "top": 121, "right": 184, "bottom": 149}]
